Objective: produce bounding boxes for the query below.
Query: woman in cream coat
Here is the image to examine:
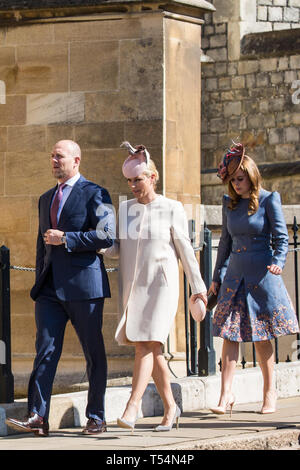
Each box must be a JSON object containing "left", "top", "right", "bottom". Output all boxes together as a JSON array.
[{"left": 104, "top": 142, "right": 207, "bottom": 432}]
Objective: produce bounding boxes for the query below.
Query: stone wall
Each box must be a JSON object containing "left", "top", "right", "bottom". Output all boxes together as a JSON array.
[
  {"left": 0, "top": 0, "right": 213, "bottom": 394},
  {"left": 201, "top": 0, "right": 300, "bottom": 205},
  {"left": 0, "top": 12, "right": 166, "bottom": 392},
  {"left": 257, "top": 0, "right": 300, "bottom": 30}
]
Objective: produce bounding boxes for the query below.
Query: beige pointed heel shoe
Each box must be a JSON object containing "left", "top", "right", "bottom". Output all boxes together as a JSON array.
[
  {"left": 117, "top": 402, "right": 139, "bottom": 432},
  {"left": 260, "top": 390, "right": 277, "bottom": 414},
  {"left": 210, "top": 394, "right": 235, "bottom": 418},
  {"left": 117, "top": 416, "right": 137, "bottom": 432},
  {"left": 153, "top": 405, "right": 181, "bottom": 432}
]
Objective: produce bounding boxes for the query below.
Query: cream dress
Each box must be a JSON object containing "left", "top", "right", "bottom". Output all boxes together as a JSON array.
[{"left": 104, "top": 195, "right": 206, "bottom": 345}]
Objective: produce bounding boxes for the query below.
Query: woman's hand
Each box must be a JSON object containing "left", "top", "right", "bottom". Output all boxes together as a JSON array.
[
  {"left": 267, "top": 264, "right": 282, "bottom": 275},
  {"left": 190, "top": 292, "right": 207, "bottom": 307},
  {"left": 208, "top": 281, "right": 220, "bottom": 295}
]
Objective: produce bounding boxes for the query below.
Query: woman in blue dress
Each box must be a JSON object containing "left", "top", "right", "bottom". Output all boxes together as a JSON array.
[{"left": 209, "top": 143, "right": 299, "bottom": 416}]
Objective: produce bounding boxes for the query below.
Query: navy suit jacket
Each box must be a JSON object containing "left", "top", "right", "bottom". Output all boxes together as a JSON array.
[{"left": 30, "top": 175, "right": 115, "bottom": 302}]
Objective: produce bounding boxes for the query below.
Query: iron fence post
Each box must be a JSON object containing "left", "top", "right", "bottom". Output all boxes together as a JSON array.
[
  {"left": 0, "top": 246, "right": 14, "bottom": 403},
  {"left": 292, "top": 217, "right": 300, "bottom": 354},
  {"left": 184, "top": 220, "right": 197, "bottom": 376},
  {"left": 189, "top": 220, "right": 197, "bottom": 374},
  {"left": 198, "top": 224, "right": 216, "bottom": 376},
  {"left": 184, "top": 272, "right": 192, "bottom": 376}
]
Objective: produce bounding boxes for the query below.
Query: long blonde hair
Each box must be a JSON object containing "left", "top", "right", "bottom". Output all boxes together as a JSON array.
[{"left": 228, "top": 155, "right": 262, "bottom": 215}]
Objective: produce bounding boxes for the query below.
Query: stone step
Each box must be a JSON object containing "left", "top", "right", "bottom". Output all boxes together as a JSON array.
[{"left": 2, "top": 361, "right": 300, "bottom": 436}]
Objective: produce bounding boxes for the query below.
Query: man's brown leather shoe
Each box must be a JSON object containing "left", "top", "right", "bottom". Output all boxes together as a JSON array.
[
  {"left": 6, "top": 413, "right": 49, "bottom": 437},
  {"left": 82, "top": 418, "right": 107, "bottom": 435}
]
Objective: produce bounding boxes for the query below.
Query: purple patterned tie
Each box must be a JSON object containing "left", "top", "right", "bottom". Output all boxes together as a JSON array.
[{"left": 50, "top": 183, "right": 66, "bottom": 229}]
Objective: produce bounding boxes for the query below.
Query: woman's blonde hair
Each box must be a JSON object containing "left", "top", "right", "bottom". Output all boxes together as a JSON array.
[
  {"left": 143, "top": 159, "right": 159, "bottom": 188},
  {"left": 228, "top": 155, "right": 262, "bottom": 215}
]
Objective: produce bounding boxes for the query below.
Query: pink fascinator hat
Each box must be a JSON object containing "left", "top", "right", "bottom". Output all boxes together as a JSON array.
[
  {"left": 189, "top": 296, "right": 206, "bottom": 322},
  {"left": 121, "top": 141, "right": 150, "bottom": 178}
]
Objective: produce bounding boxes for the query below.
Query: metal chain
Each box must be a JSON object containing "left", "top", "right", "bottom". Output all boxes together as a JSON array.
[
  {"left": 9, "top": 265, "right": 118, "bottom": 272},
  {"left": 9, "top": 249, "right": 300, "bottom": 271},
  {"left": 10, "top": 265, "right": 35, "bottom": 272},
  {"left": 212, "top": 246, "right": 300, "bottom": 252},
  {"left": 7, "top": 242, "right": 300, "bottom": 272}
]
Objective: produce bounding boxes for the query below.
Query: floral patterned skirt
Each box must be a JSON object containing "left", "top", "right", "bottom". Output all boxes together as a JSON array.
[{"left": 212, "top": 280, "right": 299, "bottom": 342}]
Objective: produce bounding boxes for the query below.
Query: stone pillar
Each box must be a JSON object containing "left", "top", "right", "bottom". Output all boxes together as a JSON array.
[
  {"left": 0, "top": 0, "right": 215, "bottom": 393},
  {"left": 164, "top": 14, "right": 203, "bottom": 362}
]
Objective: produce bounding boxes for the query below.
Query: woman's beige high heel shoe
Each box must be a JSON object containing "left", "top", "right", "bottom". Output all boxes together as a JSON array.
[
  {"left": 117, "top": 416, "right": 138, "bottom": 432},
  {"left": 210, "top": 395, "right": 235, "bottom": 418},
  {"left": 260, "top": 390, "right": 277, "bottom": 414},
  {"left": 117, "top": 402, "right": 139, "bottom": 432}
]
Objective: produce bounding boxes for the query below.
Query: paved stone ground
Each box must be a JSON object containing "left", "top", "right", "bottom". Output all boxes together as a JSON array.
[{"left": 1, "top": 396, "right": 300, "bottom": 452}]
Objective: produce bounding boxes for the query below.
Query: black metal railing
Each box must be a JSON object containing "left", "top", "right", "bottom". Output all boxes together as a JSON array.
[
  {"left": 184, "top": 218, "right": 300, "bottom": 375},
  {"left": 292, "top": 217, "right": 300, "bottom": 352},
  {"left": 184, "top": 222, "right": 216, "bottom": 377},
  {"left": 0, "top": 246, "right": 14, "bottom": 403}
]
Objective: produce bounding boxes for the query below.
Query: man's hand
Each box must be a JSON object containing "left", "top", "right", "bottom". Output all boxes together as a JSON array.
[{"left": 44, "top": 229, "right": 65, "bottom": 245}]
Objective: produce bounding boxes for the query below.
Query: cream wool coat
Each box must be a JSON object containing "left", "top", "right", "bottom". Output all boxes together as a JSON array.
[{"left": 104, "top": 195, "right": 206, "bottom": 345}]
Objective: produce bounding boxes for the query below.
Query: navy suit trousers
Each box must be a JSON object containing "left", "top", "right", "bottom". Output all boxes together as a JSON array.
[{"left": 27, "top": 272, "right": 107, "bottom": 422}]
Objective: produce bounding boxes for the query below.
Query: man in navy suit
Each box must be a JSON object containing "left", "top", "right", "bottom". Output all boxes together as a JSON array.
[{"left": 7, "top": 140, "right": 115, "bottom": 436}]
